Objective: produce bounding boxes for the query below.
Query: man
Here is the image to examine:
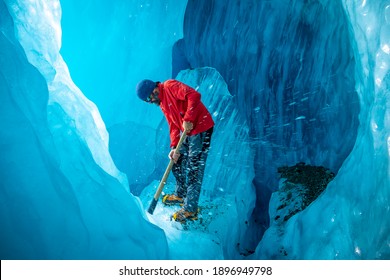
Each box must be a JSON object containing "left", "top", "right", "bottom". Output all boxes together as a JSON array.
[{"left": 136, "top": 79, "right": 214, "bottom": 223}]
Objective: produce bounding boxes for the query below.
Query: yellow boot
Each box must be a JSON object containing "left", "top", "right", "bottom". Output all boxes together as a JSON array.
[
  {"left": 172, "top": 208, "right": 198, "bottom": 223},
  {"left": 162, "top": 194, "right": 183, "bottom": 206}
]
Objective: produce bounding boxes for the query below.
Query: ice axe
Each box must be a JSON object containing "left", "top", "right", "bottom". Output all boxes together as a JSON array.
[{"left": 147, "top": 131, "right": 188, "bottom": 214}]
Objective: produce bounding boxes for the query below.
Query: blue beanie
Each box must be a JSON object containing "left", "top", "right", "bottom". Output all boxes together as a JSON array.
[{"left": 136, "top": 79, "right": 156, "bottom": 101}]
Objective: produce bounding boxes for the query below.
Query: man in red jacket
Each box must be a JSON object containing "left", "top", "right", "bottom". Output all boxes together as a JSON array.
[{"left": 136, "top": 79, "right": 214, "bottom": 223}]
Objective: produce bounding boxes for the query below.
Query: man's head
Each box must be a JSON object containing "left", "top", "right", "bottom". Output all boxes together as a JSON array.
[{"left": 136, "top": 79, "right": 160, "bottom": 105}]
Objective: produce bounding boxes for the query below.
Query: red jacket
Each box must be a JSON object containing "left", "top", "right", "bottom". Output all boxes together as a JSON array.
[{"left": 158, "top": 80, "right": 214, "bottom": 148}]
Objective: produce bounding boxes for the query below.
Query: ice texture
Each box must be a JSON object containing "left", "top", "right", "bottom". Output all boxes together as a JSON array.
[
  {"left": 1, "top": 0, "right": 389, "bottom": 260},
  {"left": 179, "top": 0, "right": 361, "bottom": 248},
  {"left": 0, "top": 0, "right": 168, "bottom": 259},
  {"left": 255, "top": 0, "right": 390, "bottom": 260}
]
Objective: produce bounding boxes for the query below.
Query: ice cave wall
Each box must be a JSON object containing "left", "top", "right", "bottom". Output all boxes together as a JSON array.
[
  {"left": 256, "top": 0, "right": 390, "bottom": 259},
  {"left": 0, "top": 0, "right": 168, "bottom": 259},
  {"left": 177, "top": 0, "right": 361, "bottom": 246}
]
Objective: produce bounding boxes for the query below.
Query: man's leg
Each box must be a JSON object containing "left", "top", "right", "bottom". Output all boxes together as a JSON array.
[
  {"left": 184, "top": 128, "right": 213, "bottom": 212},
  {"left": 172, "top": 139, "right": 189, "bottom": 198}
]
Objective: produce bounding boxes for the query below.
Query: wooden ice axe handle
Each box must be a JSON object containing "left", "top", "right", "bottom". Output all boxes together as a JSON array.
[{"left": 147, "top": 132, "right": 188, "bottom": 214}]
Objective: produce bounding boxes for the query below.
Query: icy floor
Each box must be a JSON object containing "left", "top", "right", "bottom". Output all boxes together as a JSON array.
[{"left": 139, "top": 180, "right": 235, "bottom": 259}]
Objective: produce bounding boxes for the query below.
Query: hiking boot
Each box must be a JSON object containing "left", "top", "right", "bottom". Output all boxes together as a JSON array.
[
  {"left": 162, "top": 194, "right": 184, "bottom": 206},
  {"left": 172, "top": 208, "right": 198, "bottom": 223}
]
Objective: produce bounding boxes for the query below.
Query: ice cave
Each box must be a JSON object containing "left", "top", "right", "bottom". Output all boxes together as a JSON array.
[{"left": 0, "top": 0, "right": 389, "bottom": 260}]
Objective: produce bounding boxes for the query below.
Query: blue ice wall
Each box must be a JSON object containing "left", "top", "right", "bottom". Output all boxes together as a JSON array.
[
  {"left": 254, "top": 0, "right": 389, "bottom": 259},
  {"left": 175, "top": 0, "right": 388, "bottom": 259},
  {"left": 178, "top": 0, "right": 361, "bottom": 248},
  {"left": 0, "top": 0, "right": 168, "bottom": 259}
]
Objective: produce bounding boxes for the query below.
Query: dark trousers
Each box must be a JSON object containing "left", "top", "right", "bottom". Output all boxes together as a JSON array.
[{"left": 172, "top": 127, "right": 213, "bottom": 212}]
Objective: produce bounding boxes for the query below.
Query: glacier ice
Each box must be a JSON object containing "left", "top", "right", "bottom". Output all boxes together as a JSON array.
[
  {"left": 1, "top": 0, "right": 168, "bottom": 259},
  {"left": 177, "top": 0, "right": 389, "bottom": 259},
  {"left": 180, "top": 0, "right": 361, "bottom": 248},
  {"left": 0, "top": 0, "right": 389, "bottom": 260}
]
